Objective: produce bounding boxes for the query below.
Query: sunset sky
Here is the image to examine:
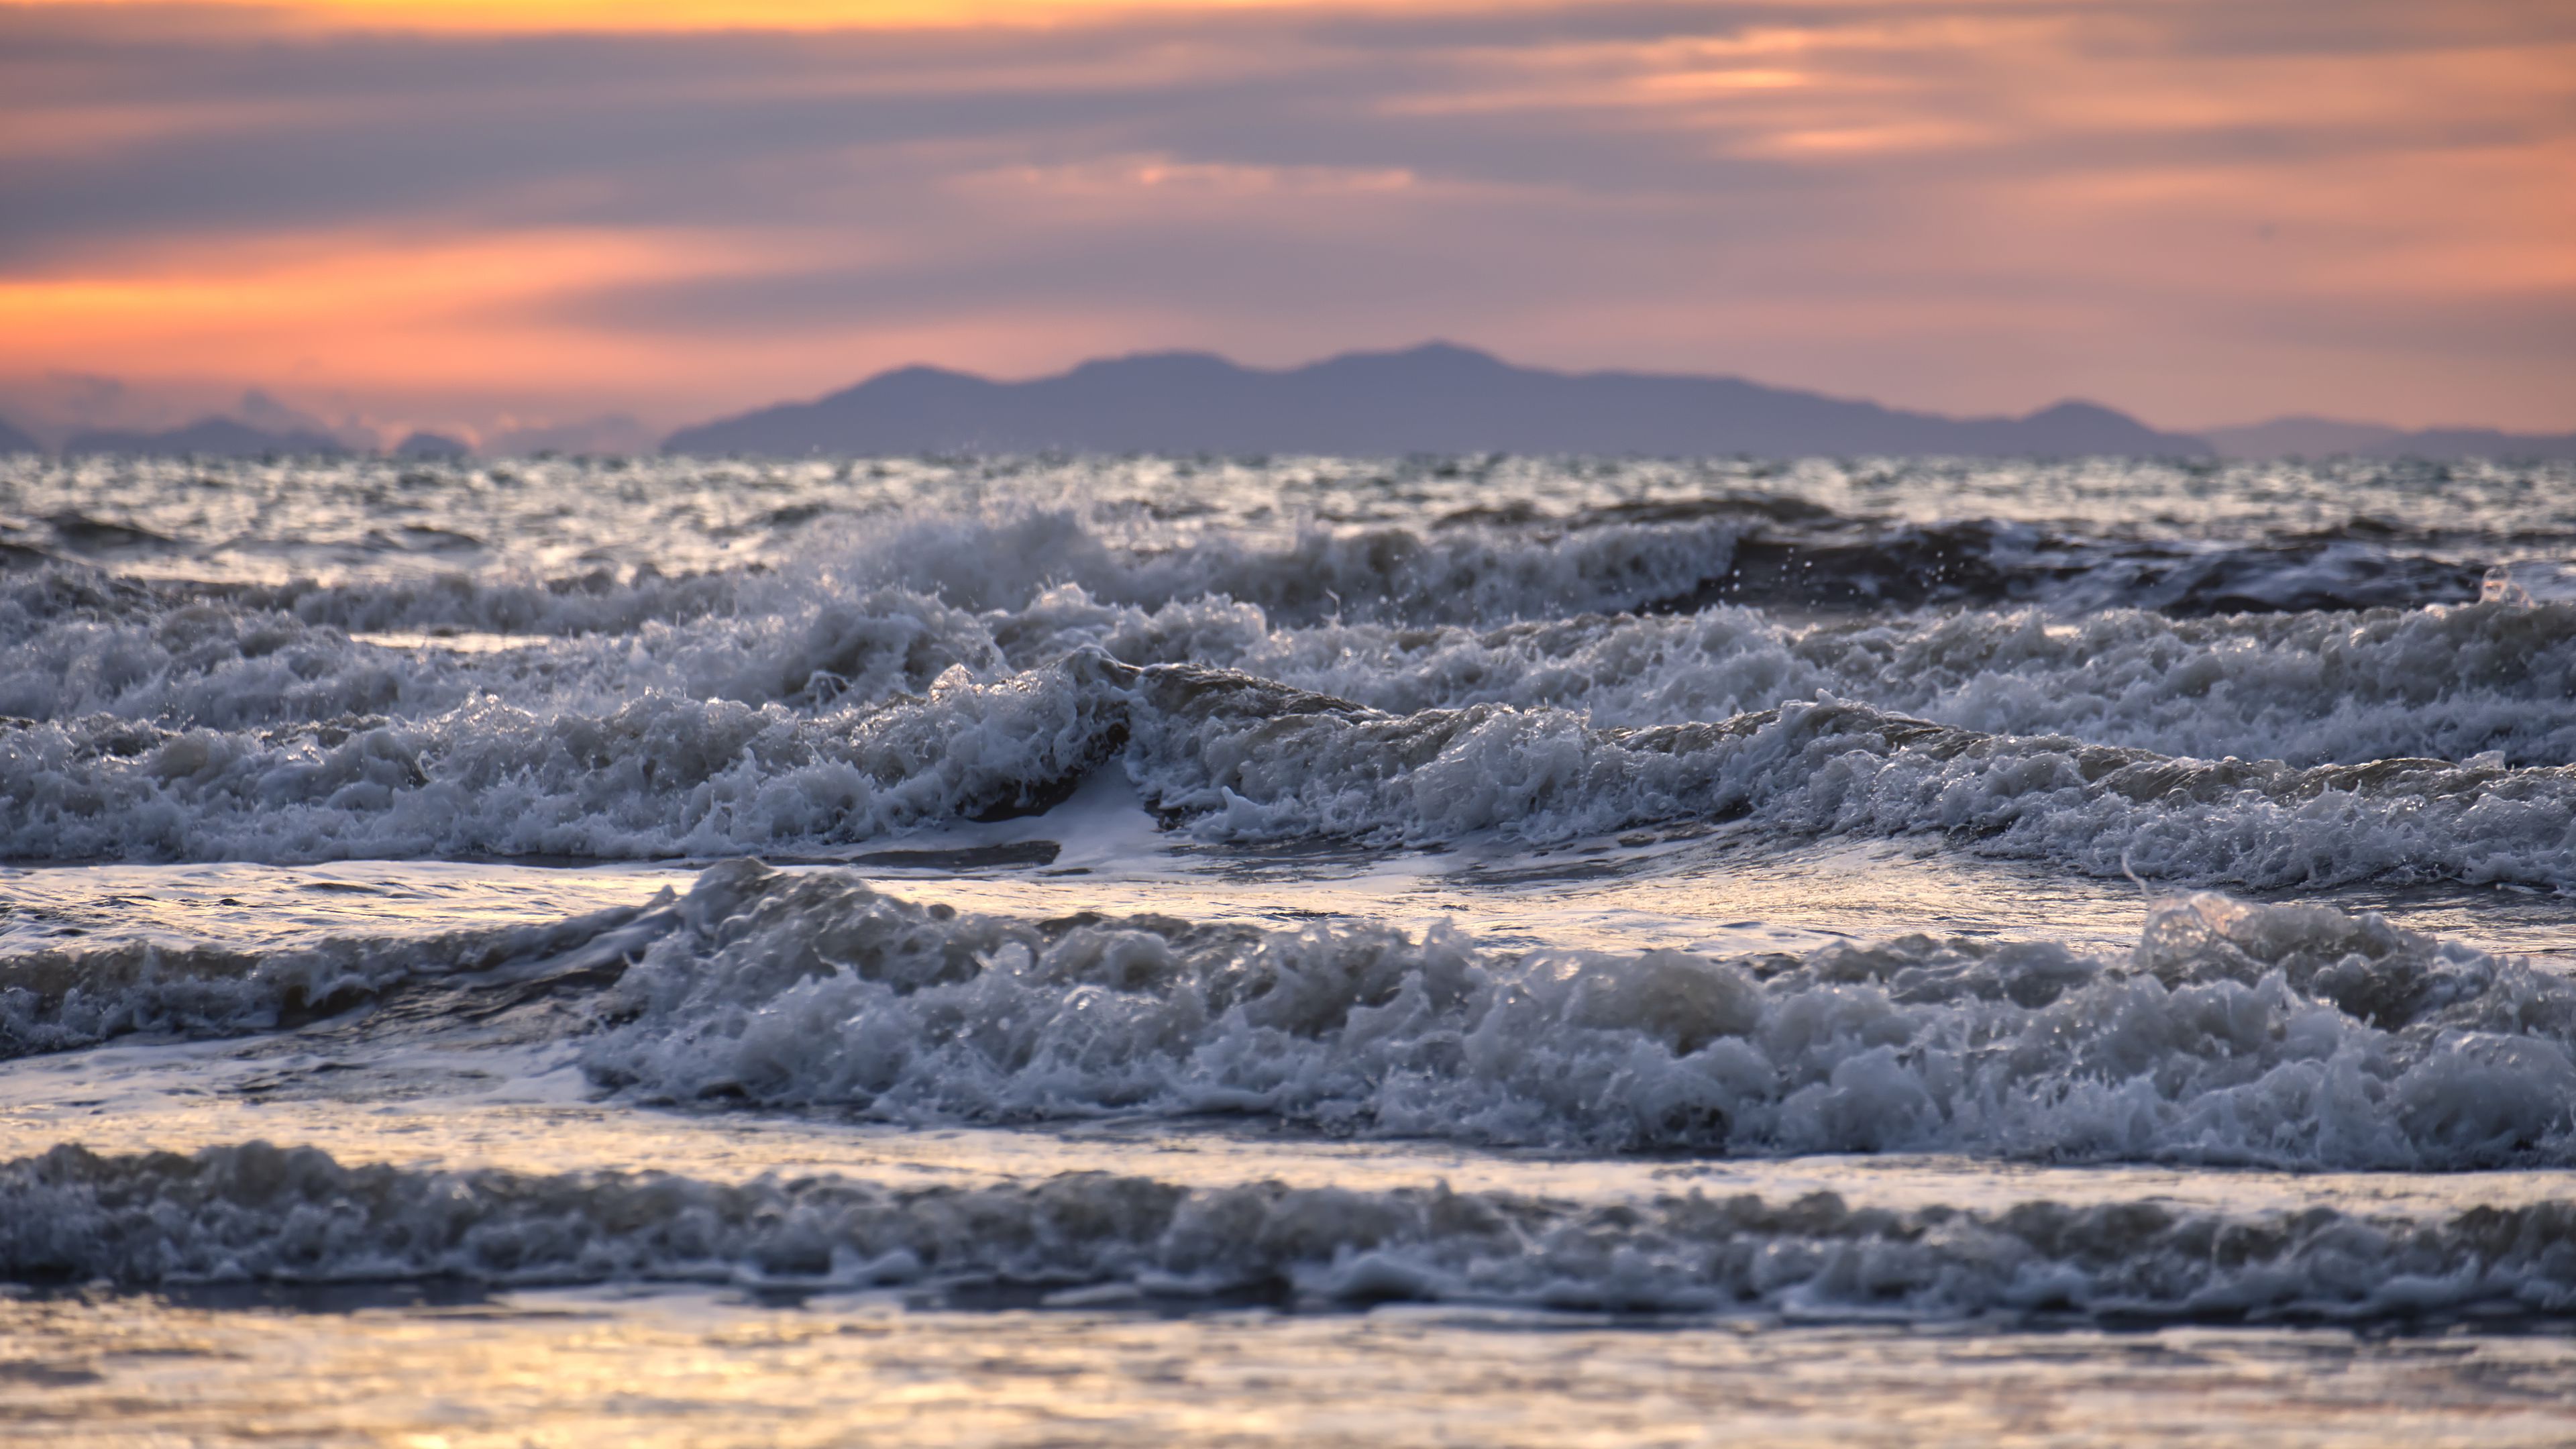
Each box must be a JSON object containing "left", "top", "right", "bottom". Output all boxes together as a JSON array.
[{"left": 4, "top": 0, "right": 2572, "bottom": 444}]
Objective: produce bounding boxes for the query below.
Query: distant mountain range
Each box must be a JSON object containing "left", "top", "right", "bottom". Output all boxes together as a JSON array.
[
  {"left": 669, "top": 345, "right": 2576, "bottom": 460},
  {"left": 665, "top": 343, "right": 2213, "bottom": 459},
  {"left": 392, "top": 431, "right": 472, "bottom": 460},
  {"left": 0, "top": 412, "right": 649, "bottom": 460},
  {"left": 60, "top": 417, "right": 351, "bottom": 458},
  {"left": 2198, "top": 416, "right": 2576, "bottom": 462},
  {"left": 5, "top": 345, "right": 2571, "bottom": 460}
]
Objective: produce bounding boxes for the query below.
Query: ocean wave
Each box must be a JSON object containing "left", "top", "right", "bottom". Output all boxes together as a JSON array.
[
  {"left": 0, "top": 659, "right": 1122, "bottom": 861},
  {"left": 1102, "top": 655, "right": 2576, "bottom": 890},
  {"left": 9, "top": 540, "right": 2568, "bottom": 781},
  {"left": 583, "top": 864, "right": 2576, "bottom": 1169},
  {"left": 7, "top": 652, "right": 2573, "bottom": 885},
  {"left": 1062, "top": 591, "right": 2576, "bottom": 768},
  {"left": 3, "top": 506, "right": 1751, "bottom": 635},
  {"left": 0, "top": 560, "right": 763, "bottom": 643},
  {"left": 13, "top": 867, "right": 2567, "bottom": 1170},
  {"left": 0, "top": 902, "right": 670, "bottom": 1060},
  {"left": 3, "top": 488, "right": 2504, "bottom": 649},
  {"left": 0, "top": 582, "right": 1004, "bottom": 728},
  {"left": 7, "top": 1140, "right": 2573, "bottom": 1324}
]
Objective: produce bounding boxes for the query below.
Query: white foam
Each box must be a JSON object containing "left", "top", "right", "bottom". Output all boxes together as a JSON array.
[
  {"left": 7, "top": 645, "right": 2573, "bottom": 890},
  {"left": 0, "top": 900, "right": 669, "bottom": 1059},
  {"left": 7, "top": 1138, "right": 2573, "bottom": 1324},
  {"left": 578, "top": 865, "right": 2576, "bottom": 1170}
]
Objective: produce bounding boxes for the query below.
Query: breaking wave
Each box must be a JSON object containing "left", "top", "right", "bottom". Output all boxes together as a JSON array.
[
  {"left": 12, "top": 865, "right": 2568, "bottom": 1171},
  {"left": 5, "top": 649, "right": 2573, "bottom": 887},
  {"left": 8, "top": 1140, "right": 2574, "bottom": 1325},
  {"left": 0, "top": 902, "right": 669, "bottom": 1060},
  {"left": 1, "top": 495, "right": 2504, "bottom": 639},
  {"left": 582, "top": 864, "right": 2576, "bottom": 1171}
]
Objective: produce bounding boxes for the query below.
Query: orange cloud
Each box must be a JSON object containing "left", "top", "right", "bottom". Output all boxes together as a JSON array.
[
  {"left": 0, "top": 221, "right": 1191, "bottom": 425},
  {"left": 3, "top": 0, "right": 2571, "bottom": 434},
  {"left": 1, "top": 229, "right": 733, "bottom": 390},
  {"left": 10, "top": 0, "right": 1528, "bottom": 32}
]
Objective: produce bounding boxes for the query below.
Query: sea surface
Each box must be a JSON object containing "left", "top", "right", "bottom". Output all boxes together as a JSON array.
[{"left": 3, "top": 451, "right": 2574, "bottom": 1445}]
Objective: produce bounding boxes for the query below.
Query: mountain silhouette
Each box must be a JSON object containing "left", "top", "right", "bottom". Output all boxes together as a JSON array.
[
  {"left": 64, "top": 416, "right": 351, "bottom": 458},
  {"left": 392, "top": 430, "right": 472, "bottom": 460},
  {"left": 2386, "top": 428, "right": 2576, "bottom": 461},
  {"left": 664, "top": 343, "right": 2213, "bottom": 458},
  {"left": 2202, "top": 417, "right": 2576, "bottom": 461},
  {"left": 0, "top": 415, "right": 38, "bottom": 455}
]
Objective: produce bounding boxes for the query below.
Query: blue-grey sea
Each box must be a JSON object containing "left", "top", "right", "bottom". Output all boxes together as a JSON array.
[{"left": 4, "top": 451, "right": 2574, "bottom": 1444}]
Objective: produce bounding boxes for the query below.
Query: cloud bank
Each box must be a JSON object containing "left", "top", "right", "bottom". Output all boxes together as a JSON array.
[{"left": 3, "top": 0, "right": 2571, "bottom": 439}]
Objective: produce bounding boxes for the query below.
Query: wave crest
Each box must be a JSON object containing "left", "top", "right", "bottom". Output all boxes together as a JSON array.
[
  {"left": 9, "top": 1141, "right": 2573, "bottom": 1324},
  {"left": 584, "top": 865, "right": 2576, "bottom": 1169}
]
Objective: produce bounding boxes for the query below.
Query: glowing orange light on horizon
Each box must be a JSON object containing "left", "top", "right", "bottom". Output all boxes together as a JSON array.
[
  {"left": 6, "top": 0, "right": 1541, "bottom": 32},
  {"left": 0, "top": 229, "right": 728, "bottom": 388},
  {"left": 4, "top": 0, "right": 2571, "bottom": 431}
]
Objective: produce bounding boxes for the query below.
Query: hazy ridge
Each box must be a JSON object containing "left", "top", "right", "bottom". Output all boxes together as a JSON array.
[{"left": 10, "top": 345, "right": 2573, "bottom": 460}]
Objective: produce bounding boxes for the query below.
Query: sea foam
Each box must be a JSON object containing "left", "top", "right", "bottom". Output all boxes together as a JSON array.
[
  {"left": 7, "top": 645, "right": 2573, "bottom": 887},
  {"left": 580, "top": 864, "right": 2576, "bottom": 1170},
  {"left": 8, "top": 1140, "right": 2573, "bottom": 1324}
]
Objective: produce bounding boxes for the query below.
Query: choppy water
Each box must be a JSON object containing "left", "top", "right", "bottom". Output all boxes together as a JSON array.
[{"left": 3, "top": 452, "right": 2573, "bottom": 1445}]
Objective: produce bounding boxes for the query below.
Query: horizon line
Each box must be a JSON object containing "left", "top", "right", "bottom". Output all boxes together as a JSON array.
[{"left": 9, "top": 339, "right": 2576, "bottom": 449}]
